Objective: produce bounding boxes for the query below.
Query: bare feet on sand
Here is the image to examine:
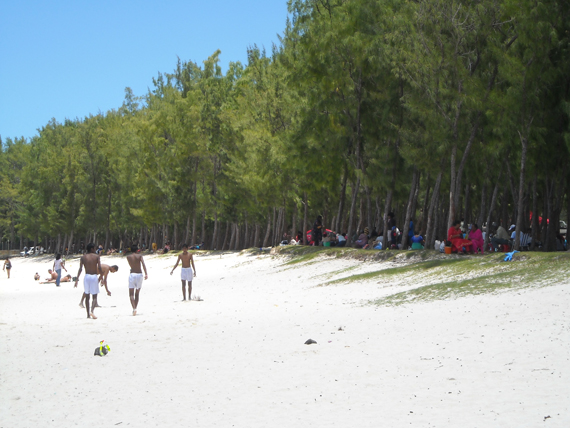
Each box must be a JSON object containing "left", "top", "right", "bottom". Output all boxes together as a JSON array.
[
  {"left": 91, "top": 313, "right": 97, "bottom": 319},
  {"left": 79, "top": 304, "right": 85, "bottom": 308},
  {"left": 132, "top": 310, "right": 137, "bottom": 316}
]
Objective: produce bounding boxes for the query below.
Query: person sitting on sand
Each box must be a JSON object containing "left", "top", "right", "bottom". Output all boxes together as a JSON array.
[
  {"left": 468, "top": 224, "right": 484, "bottom": 254},
  {"left": 45, "top": 269, "right": 58, "bottom": 281},
  {"left": 170, "top": 244, "right": 196, "bottom": 301},
  {"left": 410, "top": 233, "right": 424, "bottom": 250},
  {"left": 34, "top": 272, "right": 40, "bottom": 281},
  {"left": 354, "top": 228, "right": 369, "bottom": 249},
  {"left": 41, "top": 274, "right": 72, "bottom": 284},
  {"left": 447, "top": 220, "right": 472, "bottom": 253}
]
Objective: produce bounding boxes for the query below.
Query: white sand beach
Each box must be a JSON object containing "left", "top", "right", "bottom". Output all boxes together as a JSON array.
[{"left": 1, "top": 251, "right": 569, "bottom": 427}]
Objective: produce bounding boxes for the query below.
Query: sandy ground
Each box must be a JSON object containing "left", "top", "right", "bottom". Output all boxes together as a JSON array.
[{"left": 1, "top": 251, "right": 569, "bottom": 427}]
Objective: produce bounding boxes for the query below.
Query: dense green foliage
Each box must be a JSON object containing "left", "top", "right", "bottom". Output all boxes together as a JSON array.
[{"left": 1, "top": 0, "right": 569, "bottom": 252}]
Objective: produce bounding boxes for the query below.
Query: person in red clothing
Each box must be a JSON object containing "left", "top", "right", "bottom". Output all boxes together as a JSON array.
[{"left": 447, "top": 220, "right": 472, "bottom": 253}]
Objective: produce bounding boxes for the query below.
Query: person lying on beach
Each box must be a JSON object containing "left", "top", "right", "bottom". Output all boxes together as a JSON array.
[
  {"left": 40, "top": 274, "right": 72, "bottom": 284},
  {"left": 170, "top": 244, "right": 197, "bottom": 301}
]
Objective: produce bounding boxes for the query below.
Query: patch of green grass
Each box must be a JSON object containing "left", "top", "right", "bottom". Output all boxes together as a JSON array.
[
  {"left": 373, "top": 251, "right": 570, "bottom": 306},
  {"left": 271, "top": 247, "right": 570, "bottom": 304},
  {"left": 417, "top": 258, "right": 465, "bottom": 269},
  {"left": 323, "top": 256, "right": 470, "bottom": 286},
  {"left": 284, "top": 251, "right": 322, "bottom": 265}
]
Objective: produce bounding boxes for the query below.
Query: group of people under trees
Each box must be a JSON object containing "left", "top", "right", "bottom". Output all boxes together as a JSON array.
[
  {"left": 278, "top": 212, "right": 567, "bottom": 254},
  {"left": 282, "top": 212, "right": 418, "bottom": 250}
]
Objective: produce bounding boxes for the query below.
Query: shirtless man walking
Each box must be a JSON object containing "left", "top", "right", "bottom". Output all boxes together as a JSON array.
[
  {"left": 78, "top": 264, "right": 118, "bottom": 308},
  {"left": 127, "top": 244, "right": 147, "bottom": 316},
  {"left": 170, "top": 244, "right": 197, "bottom": 300},
  {"left": 74, "top": 243, "right": 102, "bottom": 319}
]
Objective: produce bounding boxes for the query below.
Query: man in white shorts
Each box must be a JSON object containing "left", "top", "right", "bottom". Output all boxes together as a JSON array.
[
  {"left": 127, "top": 244, "right": 148, "bottom": 316},
  {"left": 170, "top": 244, "right": 197, "bottom": 301},
  {"left": 74, "top": 243, "right": 102, "bottom": 319}
]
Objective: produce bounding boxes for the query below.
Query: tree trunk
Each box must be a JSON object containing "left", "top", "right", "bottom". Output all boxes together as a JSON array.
[
  {"left": 484, "top": 174, "right": 501, "bottom": 249},
  {"left": 244, "top": 215, "right": 249, "bottom": 249},
  {"left": 541, "top": 183, "right": 548, "bottom": 250},
  {"left": 185, "top": 216, "right": 190, "bottom": 246},
  {"left": 463, "top": 183, "right": 470, "bottom": 225},
  {"left": 228, "top": 223, "right": 236, "bottom": 251},
  {"left": 401, "top": 168, "right": 419, "bottom": 249},
  {"left": 375, "top": 196, "right": 382, "bottom": 233},
  {"left": 271, "top": 207, "right": 277, "bottom": 246},
  {"left": 292, "top": 203, "right": 297, "bottom": 239},
  {"left": 425, "top": 171, "right": 443, "bottom": 249},
  {"left": 501, "top": 190, "right": 509, "bottom": 231},
  {"left": 263, "top": 211, "right": 272, "bottom": 247},
  {"left": 336, "top": 165, "right": 349, "bottom": 232},
  {"left": 346, "top": 177, "right": 361, "bottom": 245},
  {"left": 365, "top": 185, "right": 372, "bottom": 233},
  {"left": 173, "top": 222, "right": 179, "bottom": 250},
  {"left": 530, "top": 174, "right": 539, "bottom": 250},
  {"left": 212, "top": 212, "right": 218, "bottom": 251},
  {"left": 448, "top": 142, "right": 458, "bottom": 229},
  {"left": 514, "top": 135, "right": 528, "bottom": 250},
  {"left": 274, "top": 208, "right": 283, "bottom": 246},
  {"left": 191, "top": 211, "right": 197, "bottom": 246},
  {"left": 253, "top": 223, "right": 259, "bottom": 247},
  {"left": 506, "top": 160, "right": 519, "bottom": 223},
  {"left": 200, "top": 211, "right": 206, "bottom": 247},
  {"left": 221, "top": 221, "right": 230, "bottom": 251},
  {"left": 419, "top": 175, "right": 431, "bottom": 235},
  {"left": 68, "top": 229, "right": 74, "bottom": 256},
  {"left": 410, "top": 172, "right": 420, "bottom": 225},
  {"left": 477, "top": 181, "right": 487, "bottom": 228},
  {"left": 356, "top": 195, "right": 364, "bottom": 237},
  {"left": 303, "top": 192, "right": 308, "bottom": 245},
  {"left": 567, "top": 181, "right": 570, "bottom": 252},
  {"left": 382, "top": 189, "right": 394, "bottom": 250}
]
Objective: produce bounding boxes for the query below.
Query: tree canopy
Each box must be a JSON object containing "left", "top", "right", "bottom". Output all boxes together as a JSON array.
[{"left": 1, "top": 0, "right": 569, "bottom": 252}]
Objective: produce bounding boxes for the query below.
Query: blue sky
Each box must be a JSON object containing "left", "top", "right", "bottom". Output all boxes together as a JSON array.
[{"left": 0, "top": 0, "right": 289, "bottom": 142}]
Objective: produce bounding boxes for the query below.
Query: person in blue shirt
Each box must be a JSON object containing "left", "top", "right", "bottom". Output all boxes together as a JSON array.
[{"left": 410, "top": 232, "right": 424, "bottom": 250}]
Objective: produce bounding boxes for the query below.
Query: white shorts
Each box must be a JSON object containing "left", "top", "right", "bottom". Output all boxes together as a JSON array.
[
  {"left": 181, "top": 267, "right": 193, "bottom": 282},
  {"left": 129, "top": 273, "right": 144, "bottom": 289},
  {"left": 84, "top": 274, "right": 99, "bottom": 295}
]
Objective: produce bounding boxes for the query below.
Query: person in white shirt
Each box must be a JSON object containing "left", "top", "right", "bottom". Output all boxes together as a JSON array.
[
  {"left": 336, "top": 233, "right": 347, "bottom": 247},
  {"left": 52, "top": 254, "right": 67, "bottom": 287}
]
